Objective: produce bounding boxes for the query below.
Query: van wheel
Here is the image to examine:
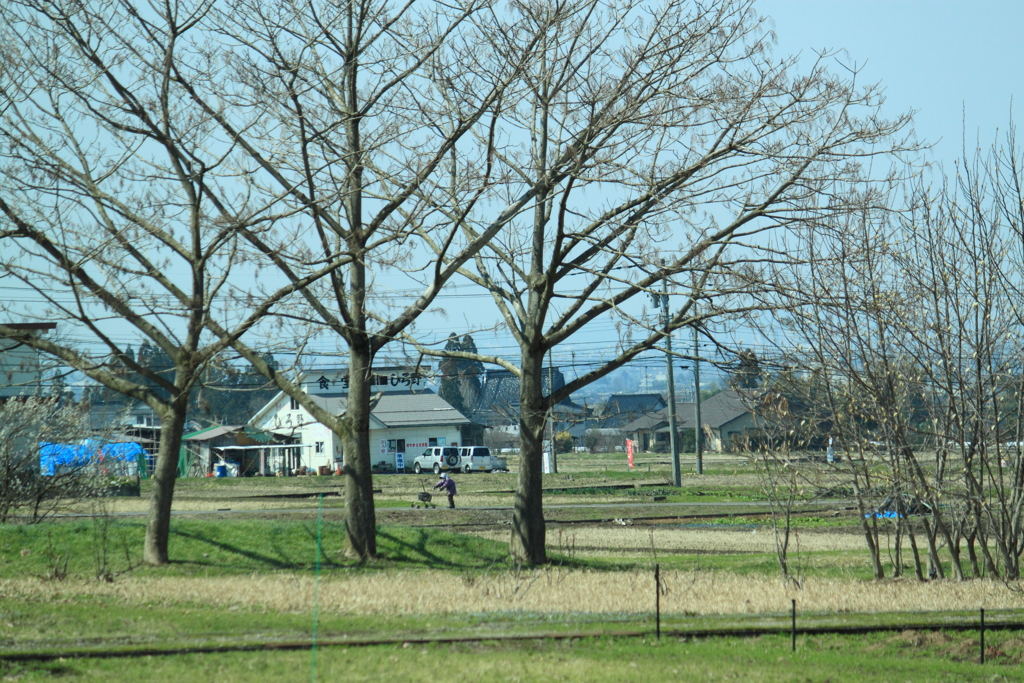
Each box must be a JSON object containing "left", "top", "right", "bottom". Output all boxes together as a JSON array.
[
  {"left": 413, "top": 463, "right": 422, "bottom": 474},
  {"left": 433, "top": 463, "right": 441, "bottom": 474},
  {"left": 464, "top": 465, "right": 471, "bottom": 474}
]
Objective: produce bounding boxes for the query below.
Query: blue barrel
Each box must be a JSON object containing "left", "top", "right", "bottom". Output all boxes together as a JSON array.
[{"left": 214, "top": 464, "right": 227, "bottom": 478}]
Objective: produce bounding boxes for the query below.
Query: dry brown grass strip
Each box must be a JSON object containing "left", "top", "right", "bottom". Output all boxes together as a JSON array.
[
  {"left": 480, "top": 526, "right": 867, "bottom": 554},
  {"left": 4, "top": 571, "right": 1021, "bottom": 616}
]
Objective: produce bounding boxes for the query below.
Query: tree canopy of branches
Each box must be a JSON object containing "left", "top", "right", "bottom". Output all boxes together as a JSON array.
[
  {"left": 134, "top": 0, "right": 563, "bottom": 560},
  {"left": 0, "top": 0, "right": 917, "bottom": 566},
  {"left": 418, "top": 0, "right": 916, "bottom": 563},
  {"left": 763, "top": 121, "right": 1024, "bottom": 581},
  {"left": 0, "top": 0, "right": 339, "bottom": 564}
]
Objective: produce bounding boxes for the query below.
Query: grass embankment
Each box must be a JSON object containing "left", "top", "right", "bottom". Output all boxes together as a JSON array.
[
  {"left": 3, "top": 460, "right": 1021, "bottom": 681},
  {"left": 3, "top": 522, "right": 1022, "bottom": 641},
  {"left": 4, "top": 631, "right": 1024, "bottom": 682}
]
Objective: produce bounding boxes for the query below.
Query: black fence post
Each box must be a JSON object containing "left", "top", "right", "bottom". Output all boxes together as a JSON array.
[
  {"left": 791, "top": 599, "right": 796, "bottom": 652},
  {"left": 655, "top": 563, "right": 661, "bottom": 640},
  {"left": 980, "top": 608, "right": 985, "bottom": 665}
]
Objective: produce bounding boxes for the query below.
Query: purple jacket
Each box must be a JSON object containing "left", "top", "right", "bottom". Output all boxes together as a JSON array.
[{"left": 434, "top": 478, "right": 456, "bottom": 495}]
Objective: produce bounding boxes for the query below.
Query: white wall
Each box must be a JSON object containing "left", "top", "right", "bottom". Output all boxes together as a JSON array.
[
  {"left": 368, "top": 425, "right": 464, "bottom": 470},
  {"left": 254, "top": 395, "right": 464, "bottom": 471}
]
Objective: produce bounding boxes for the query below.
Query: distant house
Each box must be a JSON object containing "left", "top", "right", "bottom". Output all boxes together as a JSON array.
[
  {"left": 466, "top": 367, "right": 591, "bottom": 445},
  {"left": 0, "top": 322, "right": 56, "bottom": 400},
  {"left": 181, "top": 424, "right": 298, "bottom": 477},
  {"left": 248, "top": 367, "right": 471, "bottom": 473},
  {"left": 598, "top": 393, "right": 668, "bottom": 429},
  {"left": 87, "top": 400, "right": 162, "bottom": 452},
  {"left": 621, "top": 390, "right": 757, "bottom": 453}
]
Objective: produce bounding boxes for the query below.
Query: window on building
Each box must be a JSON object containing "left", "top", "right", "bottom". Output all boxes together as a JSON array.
[
  {"left": 290, "top": 397, "right": 300, "bottom": 411},
  {"left": 396, "top": 439, "right": 405, "bottom": 452},
  {"left": 428, "top": 438, "right": 437, "bottom": 447},
  {"left": 315, "top": 442, "right": 324, "bottom": 454}
]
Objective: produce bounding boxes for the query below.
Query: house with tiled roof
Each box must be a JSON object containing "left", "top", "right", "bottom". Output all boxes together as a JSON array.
[
  {"left": 464, "top": 367, "right": 591, "bottom": 445},
  {"left": 248, "top": 368, "right": 471, "bottom": 473},
  {"left": 598, "top": 393, "right": 668, "bottom": 429},
  {"left": 621, "top": 390, "right": 756, "bottom": 453}
]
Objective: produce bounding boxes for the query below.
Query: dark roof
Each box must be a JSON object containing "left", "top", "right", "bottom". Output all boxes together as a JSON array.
[
  {"left": 307, "top": 390, "right": 470, "bottom": 428},
  {"left": 620, "top": 404, "right": 694, "bottom": 432},
  {"left": 699, "top": 390, "right": 751, "bottom": 429},
  {"left": 599, "top": 393, "right": 667, "bottom": 428},
  {"left": 621, "top": 391, "right": 752, "bottom": 433},
  {"left": 87, "top": 400, "right": 158, "bottom": 430},
  {"left": 2, "top": 322, "right": 57, "bottom": 331},
  {"left": 465, "top": 367, "right": 576, "bottom": 425}
]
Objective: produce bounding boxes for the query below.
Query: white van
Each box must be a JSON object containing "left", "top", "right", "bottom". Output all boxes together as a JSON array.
[
  {"left": 412, "top": 446, "right": 461, "bottom": 474},
  {"left": 459, "top": 446, "right": 506, "bottom": 473}
]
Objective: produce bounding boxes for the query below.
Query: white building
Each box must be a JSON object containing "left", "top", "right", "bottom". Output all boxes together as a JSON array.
[{"left": 248, "top": 367, "right": 471, "bottom": 473}]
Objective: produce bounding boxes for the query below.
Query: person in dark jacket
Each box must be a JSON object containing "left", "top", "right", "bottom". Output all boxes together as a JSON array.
[{"left": 433, "top": 473, "right": 457, "bottom": 508}]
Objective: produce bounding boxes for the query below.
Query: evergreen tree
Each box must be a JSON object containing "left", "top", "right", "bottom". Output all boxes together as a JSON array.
[
  {"left": 438, "top": 334, "right": 484, "bottom": 416},
  {"left": 732, "top": 349, "right": 761, "bottom": 389},
  {"left": 438, "top": 334, "right": 467, "bottom": 414}
]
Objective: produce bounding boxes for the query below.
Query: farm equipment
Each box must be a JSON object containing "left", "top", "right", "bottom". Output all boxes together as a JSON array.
[{"left": 411, "top": 480, "right": 435, "bottom": 509}]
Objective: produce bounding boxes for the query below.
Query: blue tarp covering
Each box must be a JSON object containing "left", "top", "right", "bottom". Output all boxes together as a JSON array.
[{"left": 40, "top": 440, "right": 146, "bottom": 476}]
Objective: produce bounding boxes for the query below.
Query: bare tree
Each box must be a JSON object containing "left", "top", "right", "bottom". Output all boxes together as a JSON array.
[
  {"left": 417, "top": 0, "right": 915, "bottom": 563},
  {"left": 0, "top": 0, "right": 339, "bottom": 564},
  {"left": 745, "top": 391, "right": 806, "bottom": 581},
  {"left": 900, "top": 126, "right": 1024, "bottom": 580},
  {"left": 171, "top": 0, "right": 545, "bottom": 560},
  {"left": 0, "top": 397, "right": 103, "bottom": 523},
  {"left": 770, "top": 120, "right": 1024, "bottom": 581}
]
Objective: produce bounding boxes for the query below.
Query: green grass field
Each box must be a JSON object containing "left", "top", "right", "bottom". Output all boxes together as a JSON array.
[
  {"left": 4, "top": 631, "right": 1022, "bottom": 682},
  {"left": 1, "top": 452, "right": 1022, "bottom": 681}
]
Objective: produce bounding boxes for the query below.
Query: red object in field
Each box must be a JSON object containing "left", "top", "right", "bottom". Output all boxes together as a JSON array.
[{"left": 627, "top": 439, "right": 634, "bottom": 468}]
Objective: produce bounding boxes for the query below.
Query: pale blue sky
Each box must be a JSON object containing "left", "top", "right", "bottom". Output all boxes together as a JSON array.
[{"left": 759, "top": 0, "right": 1024, "bottom": 166}]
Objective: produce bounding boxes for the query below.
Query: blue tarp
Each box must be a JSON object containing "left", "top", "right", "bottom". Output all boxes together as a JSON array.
[{"left": 40, "top": 440, "right": 146, "bottom": 476}]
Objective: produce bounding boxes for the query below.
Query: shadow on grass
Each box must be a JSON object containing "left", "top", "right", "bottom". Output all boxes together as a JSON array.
[
  {"left": 169, "top": 527, "right": 307, "bottom": 570},
  {"left": 375, "top": 527, "right": 510, "bottom": 570}
]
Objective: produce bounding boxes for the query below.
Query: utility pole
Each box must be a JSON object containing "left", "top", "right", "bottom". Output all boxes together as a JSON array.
[
  {"left": 548, "top": 349, "right": 557, "bottom": 474},
  {"left": 694, "top": 317, "right": 703, "bottom": 475},
  {"left": 656, "top": 262, "right": 681, "bottom": 487}
]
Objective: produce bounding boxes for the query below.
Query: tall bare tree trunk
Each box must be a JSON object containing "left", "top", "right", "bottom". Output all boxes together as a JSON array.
[
  {"left": 144, "top": 405, "right": 186, "bottom": 565},
  {"left": 512, "top": 350, "right": 547, "bottom": 565},
  {"left": 341, "top": 337, "right": 377, "bottom": 560}
]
